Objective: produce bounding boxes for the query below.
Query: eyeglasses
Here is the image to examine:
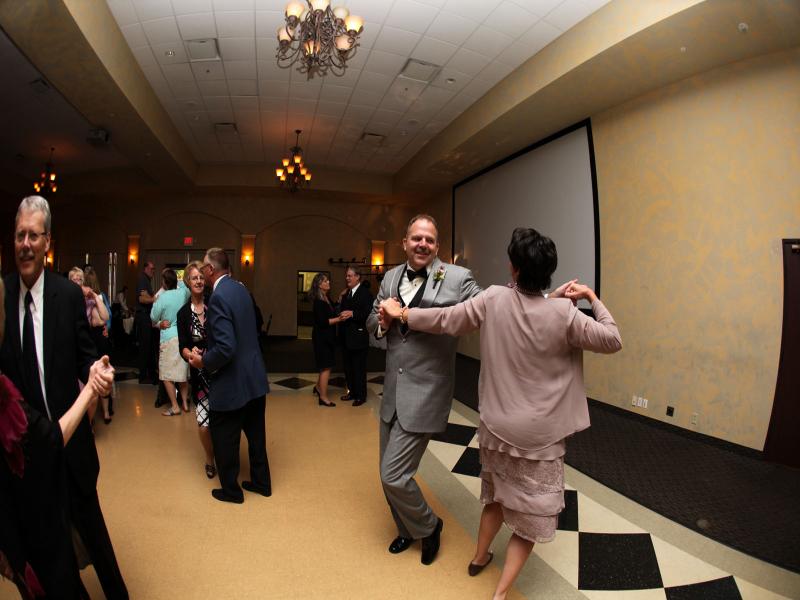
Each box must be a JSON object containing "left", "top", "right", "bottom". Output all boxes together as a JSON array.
[{"left": 15, "top": 230, "right": 47, "bottom": 244}]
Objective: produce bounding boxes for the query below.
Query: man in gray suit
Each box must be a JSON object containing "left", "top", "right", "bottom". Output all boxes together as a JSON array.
[{"left": 367, "top": 214, "right": 481, "bottom": 565}]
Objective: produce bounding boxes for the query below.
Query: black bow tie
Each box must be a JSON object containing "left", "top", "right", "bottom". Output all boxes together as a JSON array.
[{"left": 407, "top": 267, "right": 427, "bottom": 281}]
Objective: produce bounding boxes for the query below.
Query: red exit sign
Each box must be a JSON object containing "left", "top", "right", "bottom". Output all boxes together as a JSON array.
[{"left": 183, "top": 236, "right": 193, "bottom": 246}]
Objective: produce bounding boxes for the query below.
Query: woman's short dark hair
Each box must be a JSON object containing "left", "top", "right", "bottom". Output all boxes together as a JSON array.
[
  {"left": 507, "top": 228, "right": 557, "bottom": 292},
  {"left": 308, "top": 272, "right": 328, "bottom": 302},
  {"left": 162, "top": 268, "right": 178, "bottom": 290}
]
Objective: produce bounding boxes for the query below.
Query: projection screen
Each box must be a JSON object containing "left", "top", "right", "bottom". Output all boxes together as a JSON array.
[{"left": 452, "top": 121, "right": 599, "bottom": 360}]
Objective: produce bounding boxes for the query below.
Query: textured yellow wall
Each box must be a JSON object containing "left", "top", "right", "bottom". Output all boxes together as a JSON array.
[{"left": 586, "top": 47, "right": 800, "bottom": 449}]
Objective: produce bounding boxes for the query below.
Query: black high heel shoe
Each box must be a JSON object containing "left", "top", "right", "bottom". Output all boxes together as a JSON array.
[
  {"left": 312, "top": 386, "right": 320, "bottom": 397},
  {"left": 318, "top": 398, "right": 335, "bottom": 407}
]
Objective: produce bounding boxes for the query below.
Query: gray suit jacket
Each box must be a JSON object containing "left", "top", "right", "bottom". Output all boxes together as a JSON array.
[{"left": 367, "top": 257, "right": 481, "bottom": 433}]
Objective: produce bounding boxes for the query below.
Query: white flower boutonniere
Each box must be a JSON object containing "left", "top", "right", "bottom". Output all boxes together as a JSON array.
[{"left": 433, "top": 265, "right": 446, "bottom": 289}]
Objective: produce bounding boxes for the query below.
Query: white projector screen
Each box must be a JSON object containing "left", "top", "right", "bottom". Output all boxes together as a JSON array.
[{"left": 453, "top": 121, "right": 599, "bottom": 359}]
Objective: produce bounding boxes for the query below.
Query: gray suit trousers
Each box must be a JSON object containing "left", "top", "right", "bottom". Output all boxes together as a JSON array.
[{"left": 379, "top": 416, "right": 438, "bottom": 540}]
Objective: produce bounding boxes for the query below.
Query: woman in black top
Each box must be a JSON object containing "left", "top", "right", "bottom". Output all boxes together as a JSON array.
[
  {"left": 310, "top": 273, "right": 351, "bottom": 407},
  {"left": 177, "top": 261, "right": 215, "bottom": 479}
]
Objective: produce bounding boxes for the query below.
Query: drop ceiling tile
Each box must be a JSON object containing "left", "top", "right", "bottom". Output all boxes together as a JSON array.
[
  {"left": 259, "top": 79, "right": 289, "bottom": 97},
  {"left": 355, "top": 71, "right": 393, "bottom": 94},
  {"left": 462, "top": 25, "right": 514, "bottom": 59},
  {"left": 152, "top": 41, "right": 188, "bottom": 64},
  {"left": 313, "top": 114, "right": 341, "bottom": 129},
  {"left": 353, "top": 21, "right": 380, "bottom": 51},
  {"left": 234, "top": 111, "right": 260, "bottom": 129},
  {"left": 343, "top": 49, "right": 368, "bottom": 70},
  {"left": 425, "top": 11, "right": 478, "bottom": 46},
  {"left": 446, "top": 47, "right": 490, "bottom": 76},
  {"left": 331, "top": 67, "right": 362, "bottom": 86},
  {"left": 256, "top": 37, "right": 278, "bottom": 61},
  {"left": 484, "top": 1, "right": 540, "bottom": 38},
  {"left": 162, "top": 63, "right": 195, "bottom": 82},
  {"left": 131, "top": 46, "right": 157, "bottom": 68},
  {"left": 202, "top": 96, "right": 233, "bottom": 110},
  {"left": 257, "top": 60, "right": 291, "bottom": 82},
  {"left": 289, "top": 68, "right": 323, "bottom": 86},
  {"left": 385, "top": 0, "right": 441, "bottom": 34},
  {"left": 228, "top": 79, "right": 258, "bottom": 95},
  {"left": 107, "top": 0, "right": 138, "bottom": 27},
  {"left": 370, "top": 108, "right": 404, "bottom": 127},
  {"left": 206, "top": 108, "right": 235, "bottom": 121},
  {"left": 255, "top": 10, "right": 283, "bottom": 37},
  {"left": 345, "top": 0, "right": 393, "bottom": 23},
  {"left": 582, "top": 0, "right": 612, "bottom": 10},
  {"left": 476, "top": 60, "right": 514, "bottom": 85},
  {"left": 289, "top": 82, "right": 321, "bottom": 100},
  {"left": 429, "top": 67, "right": 471, "bottom": 92},
  {"left": 121, "top": 24, "right": 148, "bottom": 47},
  {"left": 543, "top": 0, "right": 593, "bottom": 31},
  {"left": 286, "top": 98, "right": 317, "bottom": 113},
  {"left": 285, "top": 114, "right": 313, "bottom": 131},
  {"left": 223, "top": 59, "right": 257, "bottom": 79},
  {"left": 410, "top": 36, "right": 458, "bottom": 65},
  {"left": 218, "top": 37, "right": 256, "bottom": 61},
  {"left": 171, "top": 0, "right": 213, "bottom": 15},
  {"left": 221, "top": 144, "right": 244, "bottom": 161},
  {"left": 259, "top": 97, "right": 288, "bottom": 111},
  {"left": 418, "top": 85, "right": 455, "bottom": 105},
  {"left": 509, "top": 0, "right": 562, "bottom": 18},
  {"left": 442, "top": 0, "right": 500, "bottom": 22},
  {"left": 354, "top": 90, "right": 385, "bottom": 107},
  {"left": 141, "top": 64, "right": 167, "bottom": 85},
  {"left": 132, "top": 0, "right": 173, "bottom": 21},
  {"left": 185, "top": 110, "right": 209, "bottom": 123},
  {"left": 316, "top": 101, "right": 347, "bottom": 117},
  {"left": 363, "top": 50, "right": 406, "bottom": 76},
  {"left": 319, "top": 84, "right": 352, "bottom": 103},
  {"left": 231, "top": 96, "right": 259, "bottom": 111},
  {"left": 170, "top": 80, "right": 202, "bottom": 99},
  {"left": 496, "top": 19, "right": 561, "bottom": 66},
  {"left": 197, "top": 79, "right": 229, "bottom": 96},
  {"left": 215, "top": 11, "right": 255, "bottom": 37},
  {"left": 191, "top": 60, "right": 226, "bottom": 80},
  {"left": 212, "top": 0, "right": 254, "bottom": 10},
  {"left": 372, "top": 26, "right": 421, "bottom": 56},
  {"left": 461, "top": 76, "right": 495, "bottom": 99},
  {"left": 141, "top": 17, "right": 181, "bottom": 45},
  {"left": 176, "top": 12, "right": 217, "bottom": 40}
]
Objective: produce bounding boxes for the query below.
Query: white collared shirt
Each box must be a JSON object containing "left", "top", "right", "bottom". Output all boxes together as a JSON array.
[
  {"left": 212, "top": 273, "right": 229, "bottom": 291},
  {"left": 376, "top": 262, "right": 430, "bottom": 338},
  {"left": 18, "top": 270, "right": 50, "bottom": 419},
  {"left": 348, "top": 282, "right": 361, "bottom": 297}
]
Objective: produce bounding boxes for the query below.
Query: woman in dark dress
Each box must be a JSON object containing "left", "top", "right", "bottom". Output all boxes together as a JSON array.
[
  {"left": 309, "top": 273, "right": 350, "bottom": 407},
  {"left": 177, "top": 261, "right": 215, "bottom": 479},
  {"left": 0, "top": 278, "right": 114, "bottom": 599}
]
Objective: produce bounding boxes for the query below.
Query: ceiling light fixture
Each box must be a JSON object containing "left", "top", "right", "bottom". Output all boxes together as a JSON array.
[
  {"left": 276, "top": 1, "right": 364, "bottom": 79},
  {"left": 275, "top": 129, "right": 312, "bottom": 193},
  {"left": 33, "top": 147, "right": 57, "bottom": 195}
]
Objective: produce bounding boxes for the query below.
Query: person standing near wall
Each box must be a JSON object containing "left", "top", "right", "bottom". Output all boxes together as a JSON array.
[
  {"left": 338, "top": 267, "right": 373, "bottom": 407},
  {"left": 135, "top": 260, "right": 156, "bottom": 384}
]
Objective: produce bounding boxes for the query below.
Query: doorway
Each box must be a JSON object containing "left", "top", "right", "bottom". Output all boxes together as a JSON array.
[
  {"left": 764, "top": 239, "right": 800, "bottom": 467},
  {"left": 297, "top": 270, "right": 329, "bottom": 339}
]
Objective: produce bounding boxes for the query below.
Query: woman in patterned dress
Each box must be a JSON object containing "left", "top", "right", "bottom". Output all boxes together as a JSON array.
[{"left": 177, "top": 261, "right": 215, "bottom": 479}]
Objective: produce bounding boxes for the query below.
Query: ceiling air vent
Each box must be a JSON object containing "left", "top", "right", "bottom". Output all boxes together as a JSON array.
[
  {"left": 214, "top": 122, "right": 238, "bottom": 141},
  {"left": 186, "top": 39, "right": 220, "bottom": 62},
  {"left": 398, "top": 58, "right": 441, "bottom": 83},
  {"left": 360, "top": 132, "right": 385, "bottom": 146}
]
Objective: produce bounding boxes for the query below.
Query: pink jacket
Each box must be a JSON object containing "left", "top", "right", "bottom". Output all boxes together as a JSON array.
[{"left": 407, "top": 285, "right": 622, "bottom": 453}]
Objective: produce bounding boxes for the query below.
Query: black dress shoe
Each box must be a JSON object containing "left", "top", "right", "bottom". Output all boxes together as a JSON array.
[
  {"left": 352, "top": 398, "right": 366, "bottom": 407},
  {"left": 340, "top": 393, "right": 352, "bottom": 401},
  {"left": 468, "top": 552, "right": 493, "bottom": 576},
  {"left": 211, "top": 489, "right": 244, "bottom": 504},
  {"left": 421, "top": 518, "right": 443, "bottom": 565},
  {"left": 312, "top": 386, "right": 320, "bottom": 397},
  {"left": 388, "top": 536, "right": 413, "bottom": 554},
  {"left": 242, "top": 480, "right": 272, "bottom": 497},
  {"left": 318, "top": 398, "right": 336, "bottom": 407}
]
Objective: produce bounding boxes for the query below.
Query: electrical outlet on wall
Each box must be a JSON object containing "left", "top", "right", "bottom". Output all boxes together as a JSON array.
[
  {"left": 631, "top": 395, "right": 637, "bottom": 406},
  {"left": 642, "top": 398, "right": 648, "bottom": 408},
  {"left": 691, "top": 412, "right": 699, "bottom": 425},
  {"left": 666, "top": 406, "right": 675, "bottom": 417}
]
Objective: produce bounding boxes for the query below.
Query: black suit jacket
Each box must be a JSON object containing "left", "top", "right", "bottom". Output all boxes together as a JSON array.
[
  {"left": 339, "top": 283, "right": 374, "bottom": 350},
  {"left": 1, "top": 271, "right": 99, "bottom": 495}
]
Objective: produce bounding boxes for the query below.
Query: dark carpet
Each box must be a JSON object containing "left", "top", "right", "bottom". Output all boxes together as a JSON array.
[
  {"left": 263, "top": 337, "right": 386, "bottom": 374},
  {"left": 566, "top": 400, "right": 800, "bottom": 573}
]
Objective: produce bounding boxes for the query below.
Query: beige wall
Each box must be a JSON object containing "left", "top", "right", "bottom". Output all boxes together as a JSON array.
[{"left": 585, "top": 47, "right": 800, "bottom": 449}]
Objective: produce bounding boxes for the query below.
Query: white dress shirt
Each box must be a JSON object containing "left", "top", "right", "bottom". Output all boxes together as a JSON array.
[
  {"left": 376, "top": 262, "right": 427, "bottom": 338},
  {"left": 18, "top": 270, "right": 50, "bottom": 419}
]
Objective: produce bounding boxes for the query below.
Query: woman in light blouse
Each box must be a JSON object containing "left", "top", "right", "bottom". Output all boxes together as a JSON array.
[
  {"left": 381, "top": 228, "right": 621, "bottom": 600},
  {"left": 150, "top": 269, "right": 189, "bottom": 416}
]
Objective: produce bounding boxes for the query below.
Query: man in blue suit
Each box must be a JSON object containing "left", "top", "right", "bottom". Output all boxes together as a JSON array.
[{"left": 188, "top": 247, "right": 271, "bottom": 504}]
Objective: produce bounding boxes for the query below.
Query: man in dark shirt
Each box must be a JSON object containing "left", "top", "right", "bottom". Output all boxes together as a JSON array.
[{"left": 135, "top": 261, "right": 156, "bottom": 384}]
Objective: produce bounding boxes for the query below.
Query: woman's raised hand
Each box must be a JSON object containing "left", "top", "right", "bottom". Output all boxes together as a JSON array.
[
  {"left": 564, "top": 282, "right": 597, "bottom": 304},
  {"left": 88, "top": 356, "right": 114, "bottom": 398}
]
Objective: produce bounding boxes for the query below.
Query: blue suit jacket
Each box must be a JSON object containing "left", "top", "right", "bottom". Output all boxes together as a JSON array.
[{"left": 203, "top": 275, "right": 268, "bottom": 411}]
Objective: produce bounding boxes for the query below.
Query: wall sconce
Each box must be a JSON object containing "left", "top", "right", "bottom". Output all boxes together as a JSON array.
[
  {"left": 129, "top": 253, "right": 137, "bottom": 265},
  {"left": 243, "top": 254, "right": 252, "bottom": 267}
]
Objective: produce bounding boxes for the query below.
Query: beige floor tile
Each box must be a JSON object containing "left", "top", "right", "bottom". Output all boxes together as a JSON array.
[
  {"left": 576, "top": 493, "right": 647, "bottom": 534},
  {"left": 427, "top": 439, "right": 469, "bottom": 472},
  {"left": 651, "top": 535, "right": 729, "bottom": 588},
  {"left": 581, "top": 589, "right": 666, "bottom": 600},
  {"left": 531, "top": 530, "right": 580, "bottom": 588},
  {"left": 735, "top": 577, "right": 795, "bottom": 600},
  {"left": 453, "top": 472, "right": 482, "bottom": 499}
]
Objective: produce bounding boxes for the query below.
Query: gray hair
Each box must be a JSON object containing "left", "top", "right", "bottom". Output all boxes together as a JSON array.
[{"left": 17, "top": 195, "right": 52, "bottom": 234}]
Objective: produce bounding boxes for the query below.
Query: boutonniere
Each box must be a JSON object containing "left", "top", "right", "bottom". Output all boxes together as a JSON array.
[{"left": 433, "top": 265, "right": 446, "bottom": 289}]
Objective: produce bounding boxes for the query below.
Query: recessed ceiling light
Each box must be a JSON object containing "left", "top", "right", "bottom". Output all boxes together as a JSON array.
[
  {"left": 680, "top": 46, "right": 687, "bottom": 53},
  {"left": 165, "top": 50, "right": 176, "bottom": 57},
  {"left": 738, "top": 22, "right": 749, "bottom": 33},
  {"left": 446, "top": 77, "right": 456, "bottom": 84}
]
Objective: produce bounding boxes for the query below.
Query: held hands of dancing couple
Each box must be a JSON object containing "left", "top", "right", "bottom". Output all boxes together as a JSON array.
[{"left": 378, "top": 278, "right": 596, "bottom": 324}]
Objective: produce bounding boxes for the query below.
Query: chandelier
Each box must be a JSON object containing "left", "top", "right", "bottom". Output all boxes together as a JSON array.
[
  {"left": 275, "top": 129, "right": 312, "bottom": 193},
  {"left": 276, "top": 1, "right": 364, "bottom": 78},
  {"left": 33, "top": 147, "right": 58, "bottom": 195}
]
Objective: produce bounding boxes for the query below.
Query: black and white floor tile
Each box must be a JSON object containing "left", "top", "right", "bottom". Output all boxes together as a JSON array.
[{"left": 267, "top": 373, "right": 790, "bottom": 600}]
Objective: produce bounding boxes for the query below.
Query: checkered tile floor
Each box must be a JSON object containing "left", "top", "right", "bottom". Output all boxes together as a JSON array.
[{"left": 268, "top": 374, "right": 790, "bottom": 600}]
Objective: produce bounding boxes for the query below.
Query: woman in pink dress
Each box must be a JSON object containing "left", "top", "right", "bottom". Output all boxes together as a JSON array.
[{"left": 381, "top": 228, "right": 622, "bottom": 600}]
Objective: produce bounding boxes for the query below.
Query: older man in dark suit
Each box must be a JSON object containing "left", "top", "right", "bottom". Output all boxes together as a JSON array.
[
  {"left": 338, "top": 266, "right": 374, "bottom": 407},
  {"left": 189, "top": 247, "right": 271, "bottom": 504},
  {"left": 0, "top": 195, "right": 128, "bottom": 598}
]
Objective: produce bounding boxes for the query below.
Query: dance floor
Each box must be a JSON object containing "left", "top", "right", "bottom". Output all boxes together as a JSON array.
[{"left": 1, "top": 375, "right": 797, "bottom": 599}]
